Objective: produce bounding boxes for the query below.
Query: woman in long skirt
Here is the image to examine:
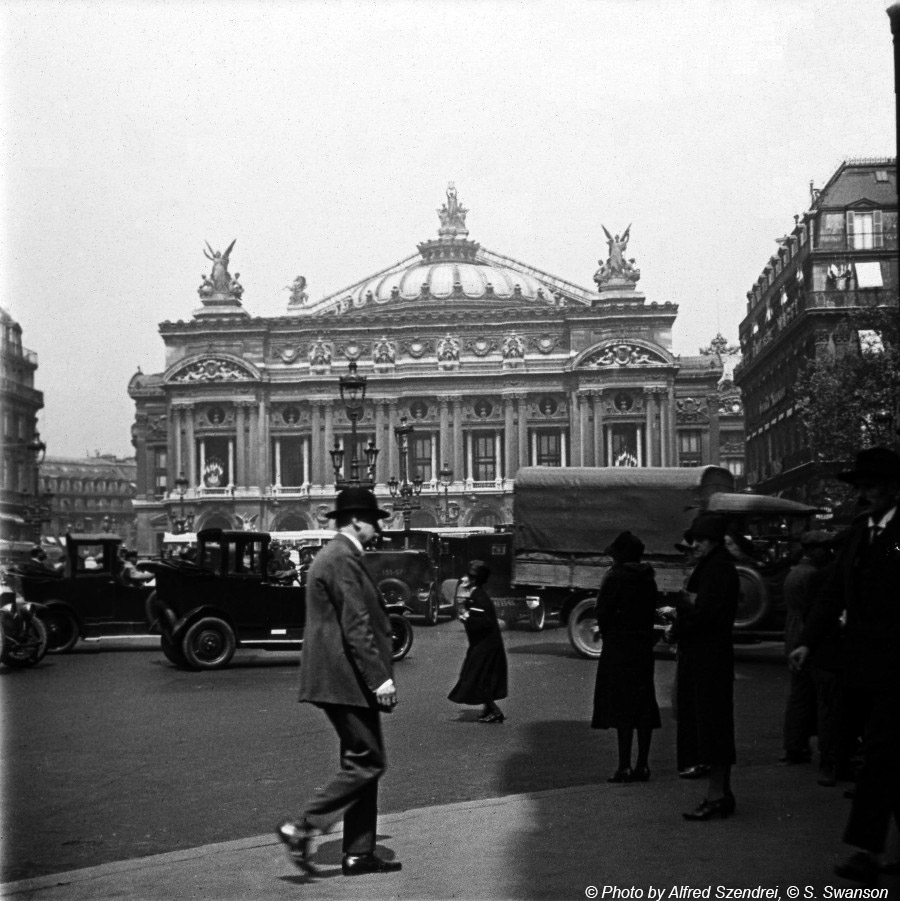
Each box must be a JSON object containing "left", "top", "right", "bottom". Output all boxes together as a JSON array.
[
  {"left": 448, "top": 560, "right": 508, "bottom": 723},
  {"left": 591, "top": 530, "right": 661, "bottom": 782}
]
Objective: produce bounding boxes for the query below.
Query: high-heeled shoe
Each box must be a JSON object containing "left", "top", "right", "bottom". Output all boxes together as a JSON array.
[
  {"left": 630, "top": 765, "right": 651, "bottom": 782},
  {"left": 608, "top": 767, "right": 633, "bottom": 783},
  {"left": 682, "top": 796, "right": 734, "bottom": 821}
]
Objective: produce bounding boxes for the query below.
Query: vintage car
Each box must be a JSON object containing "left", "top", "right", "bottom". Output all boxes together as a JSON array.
[
  {"left": 11, "top": 533, "right": 156, "bottom": 653},
  {"left": 150, "top": 528, "right": 413, "bottom": 670}
]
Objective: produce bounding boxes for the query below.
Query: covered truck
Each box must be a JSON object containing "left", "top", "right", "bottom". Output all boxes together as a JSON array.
[{"left": 510, "top": 466, "right": 818, "bottom": 657}]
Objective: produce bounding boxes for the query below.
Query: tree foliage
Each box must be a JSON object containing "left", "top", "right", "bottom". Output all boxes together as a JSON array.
[{"left": 793, "top": 307, "right": 900, "bottom": 513}]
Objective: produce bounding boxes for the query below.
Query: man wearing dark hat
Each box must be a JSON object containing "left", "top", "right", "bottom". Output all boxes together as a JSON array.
[
  {"left": 780, "top": 531, "right": 833, "bottom": 769},
  {"left": 674, "top": 513, "right": 740, "bottom": 821},
  {"left": 277, "top": 486, "right": 401, "bottom": 877},
  {"left": 790, "top": 447, "right": 900, "bottom": 884}
]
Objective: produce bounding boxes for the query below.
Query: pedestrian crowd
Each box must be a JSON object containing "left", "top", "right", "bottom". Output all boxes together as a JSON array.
[{"left": 275, "top": 445, "right": 900, "bottom": 888}]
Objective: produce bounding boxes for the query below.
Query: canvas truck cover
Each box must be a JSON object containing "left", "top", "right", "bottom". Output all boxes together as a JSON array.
[{"left": 513, "top": 466, "right": 735, "bottom": 558}]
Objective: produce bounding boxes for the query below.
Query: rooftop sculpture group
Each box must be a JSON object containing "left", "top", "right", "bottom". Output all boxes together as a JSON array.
[{"left": 594, "top": 225, "right": 641, "bottom": 289}]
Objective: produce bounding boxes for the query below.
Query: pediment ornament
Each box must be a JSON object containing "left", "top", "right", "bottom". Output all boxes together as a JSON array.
[{"left": 170, "top": 357, "right": 254, "bottom": 383}]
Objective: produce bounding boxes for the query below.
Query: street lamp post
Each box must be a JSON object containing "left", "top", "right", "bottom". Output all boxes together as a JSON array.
[
  {"left": 15, "top": 432, "right": 50, "bottom": 542},
  {"left": 172, "top": 471, "right": 194, "bottom": 535},
  {"left": 389, "top": 416, "right": 423, "bottom": 545},
  {"left": 438, "top": 461, "right": 455, "bottom": 523},
  {"left": 331, "top": 361, "right": 379, "bottom": 488}
]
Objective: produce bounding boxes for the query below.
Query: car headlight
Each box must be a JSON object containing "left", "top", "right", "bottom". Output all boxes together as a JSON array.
[{"left": 526, "top": 596, "right": 541, "bottom": 610}]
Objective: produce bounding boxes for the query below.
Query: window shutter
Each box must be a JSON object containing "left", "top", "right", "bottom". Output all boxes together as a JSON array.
[
  {"left": 845, "top": 211, "right": 855, "bottom": 249},
  {"left": 873, "top": 210, "right": 883, "bottom": 248}
]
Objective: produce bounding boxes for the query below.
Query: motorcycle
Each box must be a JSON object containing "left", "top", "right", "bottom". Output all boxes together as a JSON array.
[{"left": 0, "top": 578, "right": 49, "bottom": 668}]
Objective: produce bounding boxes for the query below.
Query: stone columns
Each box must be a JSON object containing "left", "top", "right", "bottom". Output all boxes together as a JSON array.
[
  {"left": 516, "top": 394, "right": 529, "bottom": 472},
  {"left": 592, "top": 392, "right": 604, "bottom": 467},
  {"left": 503, "top": 396, "right": 516, "bottom": 478},
  {"left": 257, "top": 400, "right": 269, "bottom": 488},
  {"left": 707, "top": 394, "right": 721, "bottom": 465},
  {"left": 235, "top": 403, "right": 246, "bottom": 487},
  {"left": 183, "top": 404, "right": 196, "bottom": 486},
  {"left": 439, "top": 397, "right": 451, "bottom": 479},
  {"left": 324, "top": 402, "right": 335, "bottom": 485},
  {"left": 667, "top": 385, "right": 677, "bottom": 465},
  {"left": 569, "top": 391, "right": 583, "bottom": 466},
  {"left": 310, "top": 401, "right": 324, "bottom": 487},
  {"left": 387, "top": 399, "right": 400, "bottom": 480},
  {"left": 578, "top": 391, "right": 593, "bottom": 466},
  {"left": 452, "top": 397, "right": 464, "bottom": 479},
  {"left": 644, "top": 389, "right": 657, "bottom": 467},
  {"left": 375, "top": 401, "right": 386, "bottom": 485}
]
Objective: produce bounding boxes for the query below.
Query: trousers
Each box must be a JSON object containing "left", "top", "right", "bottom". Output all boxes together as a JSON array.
[{"left": 302, "top": 704, "right": 386, "bottom": 855}]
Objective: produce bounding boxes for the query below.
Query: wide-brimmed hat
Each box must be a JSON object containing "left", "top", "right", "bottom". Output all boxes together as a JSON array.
[
  {"left": 836, "top": 447, "right": 900, "bottom": 485},
  {"left": 685, "top": 513, "right": 727, "bottom": 543},
  {"left": 603, "top": 530, "right": 645, "bottom": 562},
  {"left": 325, "top": 486, "right": 390, "bottom": 520}
]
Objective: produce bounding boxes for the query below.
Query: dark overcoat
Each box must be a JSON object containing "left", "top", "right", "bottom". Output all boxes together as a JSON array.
[
  {"left": 448, "top": 586, "right": 508, "bottom": 705},
  {"left": 298, "top": 533, "right": 393, "bottom": 708},
  {"left": 674, "top": 544, "right": 740, "bottom": 769},
  {"left": 591, "top": 562, "right": 661, "bottom": 730}
]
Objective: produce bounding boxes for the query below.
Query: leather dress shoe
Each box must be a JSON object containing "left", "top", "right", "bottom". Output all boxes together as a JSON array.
[
  {"left": 630, "top": 765, "right": 651, "bottom": 782},
  {"left": 608, "top": 767, "right": 633, "bottom": 783},
  {"left": 683, "top": 794, "right": 735, "bottom": 821},
  {"left": 834, "top": 851, "right": 879, "bottom": 885},
  {"left": 678, "top": 764, "right": 710, "bottom": 779},
  {"left": 342, "top": 852, "right": 402, "bottom": 876},
  {"left": 276, "top": 819, "right": 318, "bottom": 875}
]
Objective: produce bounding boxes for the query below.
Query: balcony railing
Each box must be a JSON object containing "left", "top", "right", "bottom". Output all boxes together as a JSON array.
[{"left": 811, "top": 231, "right": 897, "bottom": 252}]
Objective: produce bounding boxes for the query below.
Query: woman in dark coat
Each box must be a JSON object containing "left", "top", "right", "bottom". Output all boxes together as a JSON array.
[
  {"left": 448, "top": 560, "right": 508, "bottom": 723},
  {"left": 591, "top": 531, "right": 661, "bottom": 783},
  {"left": 674, "top": 513, "right": 740, "bottom": 821}
]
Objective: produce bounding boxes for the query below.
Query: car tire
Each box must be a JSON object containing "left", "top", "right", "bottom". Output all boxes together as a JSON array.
[
  {"left": 567, "top": 596, "right": 603, "bottom": 659},
  {"left": 423, "top": 586, "right": 439, "bottom": 626},
  {"left": 43, "top": 606, "right": 80, "bottom": 654},
  {"left": 1, "top": 612, "right": 48, "bottom": 667},
  {"left": 528, "top": 600, "right": 546, "bottom": 632},
  {"left": 734, "top": 566, "right": 771, "bottom": 631},
  {"left": 389, "top": 613, "right": 413, "bottom": 661},
  {"left": 378, "top": 578, "right": 411, "bottom": 607},
  {"left": 181, "top": 617, "right": 236, "bottom": 670}
]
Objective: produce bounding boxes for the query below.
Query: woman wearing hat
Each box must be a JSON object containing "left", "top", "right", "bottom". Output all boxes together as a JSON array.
[
  {"left": 674, "top": 513, "right": 740, "bottom": 821},
  {"left": 448, "top": 560, "right": 508, "bottom": 723},
  {"left": 590, "top": 531, "right": 661, "bottom": 783}
]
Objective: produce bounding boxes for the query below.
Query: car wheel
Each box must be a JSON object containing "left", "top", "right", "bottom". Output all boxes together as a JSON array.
[
  {"left": 389, "top": 613, "right": 413, "bottom": 661},
  {"left": 181, "top": 617, "right": 236, "bottom": 670},
  {"left": 378, "top": 578, "right": 411, "bottom": 606},
  {"left": 528, "top": 600, "right": 546, "bottom": 632},
  {"left": 44, "top": 606, "right": 79, "bottom": 653},
  {"left": 567, "top": 596, "right": 602, "bottom": 659},
  {"left": 161, "top": 632, "right": 188, "bottom": 667},
  {"left": 734, "top": 566, "right": 770, "bottom": 631},
  {"left": 423, "top": 586, "right": 439, "bottom": 626},
  {"left": 1, "top": 612, "right": 48, "bottom": 667}
]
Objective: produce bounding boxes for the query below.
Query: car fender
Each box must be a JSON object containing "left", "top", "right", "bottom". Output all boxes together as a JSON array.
[
  {"left": 170, "top": 606, "right": 239, "bottom": 642},
  {"left": 384, "top": 602, "right": 414, "bottom": 618},
  {"left": 38, "top": 599, "right": 82, "bottom": 628}
]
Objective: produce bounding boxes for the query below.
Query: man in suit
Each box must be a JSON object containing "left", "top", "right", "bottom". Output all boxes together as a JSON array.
[
  {"left": 277, "top": 487, "right": 401, "bottom": 877},
  {"left": 790, "top": 447, "right": 900, "bottom": 884}
]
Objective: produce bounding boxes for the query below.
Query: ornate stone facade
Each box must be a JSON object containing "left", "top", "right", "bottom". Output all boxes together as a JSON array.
[{"left": 129, "top": 186, "right": 743, "bottom": 553}]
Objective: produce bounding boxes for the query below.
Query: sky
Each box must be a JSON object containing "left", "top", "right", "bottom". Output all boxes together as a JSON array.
[{"left": 1, "top": 0, "right": 896, "bottom": 459}]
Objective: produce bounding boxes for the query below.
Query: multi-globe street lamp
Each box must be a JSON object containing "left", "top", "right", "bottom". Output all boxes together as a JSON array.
[
  {"left": 330, "top": 361, "right": 379, "bottom": 489},
  {"left": 172, "top": 471, "right": 194, "bottom": 535},
  {"left": 438, "top": 461, "right": 456, "bottom": 523},
  {"left": 388, "top": 416, "right": 422, "bottom": 540}
]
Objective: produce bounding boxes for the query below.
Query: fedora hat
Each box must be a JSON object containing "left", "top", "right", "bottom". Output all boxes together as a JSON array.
[
  {"left": 325, "top": 486, "right": 390, "bottom": 520},
  {"left": 685, "top": 513, "right": 727, "bottom": 543},
  {"left": 603, "top": 530, "right": 645, "bottom": 562},
  {"left": 837, "top": 447, "right": 900, "bottom": 485},
  {"left": 466, "top": 559, "right": 491, "bottom": 583}
]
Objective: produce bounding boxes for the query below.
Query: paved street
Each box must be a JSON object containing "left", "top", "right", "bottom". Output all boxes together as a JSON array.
[{"left": 3, "top": 619, "right": 896, "bottom": 897}]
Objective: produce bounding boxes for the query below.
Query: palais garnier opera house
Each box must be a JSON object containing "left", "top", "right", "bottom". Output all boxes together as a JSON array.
[{"left": 129, "top": 185, "right": 743, "bottom": 553}]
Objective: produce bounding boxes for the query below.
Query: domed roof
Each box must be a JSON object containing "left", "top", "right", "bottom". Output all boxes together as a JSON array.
[{"left": 299, "top": 184, "right": 594, "bottom": 316}]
